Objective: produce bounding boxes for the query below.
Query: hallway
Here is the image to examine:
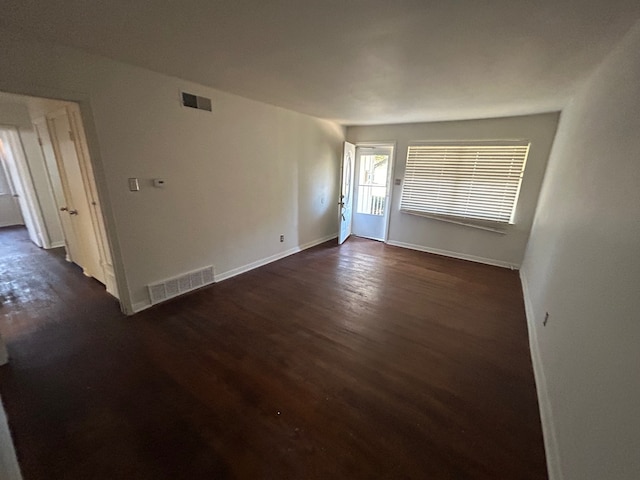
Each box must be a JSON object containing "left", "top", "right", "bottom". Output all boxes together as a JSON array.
[{"left": 0, "top": 226, "right": 118, "bottom": 340}]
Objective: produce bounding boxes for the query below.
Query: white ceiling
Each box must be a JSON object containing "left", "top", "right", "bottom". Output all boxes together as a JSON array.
[{"left": 2, "top": 1, "right": 640, "bottom": 125}]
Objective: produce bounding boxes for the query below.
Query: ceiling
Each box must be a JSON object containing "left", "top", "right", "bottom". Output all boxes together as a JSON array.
[{"left": 1, "top": 0, "right": 640, "bottom": 125}]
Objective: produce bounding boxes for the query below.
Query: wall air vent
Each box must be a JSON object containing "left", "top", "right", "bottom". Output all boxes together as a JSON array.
[
  {"left": 181, "top": 92, "right": 212, "bottom": 112},
  {"left": 147, "top": 265, "right": 215, "bottom": 305}
]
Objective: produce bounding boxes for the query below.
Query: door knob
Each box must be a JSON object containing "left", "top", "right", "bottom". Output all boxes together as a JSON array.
[{"left": 68, "top": 209, "right": 78, "bottom": 215}]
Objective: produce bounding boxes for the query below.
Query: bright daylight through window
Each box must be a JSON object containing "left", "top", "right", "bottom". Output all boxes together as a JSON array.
[
  {"left": 356, "top": 154, "right": 388, "bottom": 216},
  {"left": 400, "top": 142, "right": 530, "bottom": 226}
]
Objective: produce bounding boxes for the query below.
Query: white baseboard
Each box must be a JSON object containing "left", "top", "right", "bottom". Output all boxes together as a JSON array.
[
  {"left": 520, "top": 267, "right": 563, "bottom": 480},
  {"left": 47, "top": 241, "right": 65, "bottom": 249},
  {"left": 131, "top": 300, "right": 151, "bottom": 313},
  {"left": 131, "top": 233, "right": 338, "bottom": 314},
  {"left": 386, "top": 240, "right": 519, "bottom": 269},
  {"left": 215, "top": 233, "right": 337, "bottom": 283},
  {"left": 0, "top": 221, "right": 24, "bottom": 228}
]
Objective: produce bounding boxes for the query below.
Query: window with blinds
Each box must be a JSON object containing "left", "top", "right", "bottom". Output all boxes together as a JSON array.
[{"left": 400, "top": 142, "right": 530, "bottom": 225}]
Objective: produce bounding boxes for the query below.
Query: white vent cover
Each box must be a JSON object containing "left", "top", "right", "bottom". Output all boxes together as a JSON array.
[{"left": 147, "top": 265, "right": 215, "bottom": 305}]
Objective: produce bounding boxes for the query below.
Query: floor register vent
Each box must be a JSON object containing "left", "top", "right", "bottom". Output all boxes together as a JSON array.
[{"left": 148, "top": 266, "right": 215, "bottom": 305}]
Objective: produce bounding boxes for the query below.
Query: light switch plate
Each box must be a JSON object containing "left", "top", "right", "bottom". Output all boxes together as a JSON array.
[{"left": 128, "top": 178, "right": 140, "bottom": 191}]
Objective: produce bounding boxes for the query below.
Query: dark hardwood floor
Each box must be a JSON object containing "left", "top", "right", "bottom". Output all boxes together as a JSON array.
[{"left": 0, "top": 226, "right": 547, "bottom": 479}]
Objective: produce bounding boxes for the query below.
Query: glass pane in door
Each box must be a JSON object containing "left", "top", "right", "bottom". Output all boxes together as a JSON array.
[{"left": 356, "top": 154, "right": 388, "bottom": 215}]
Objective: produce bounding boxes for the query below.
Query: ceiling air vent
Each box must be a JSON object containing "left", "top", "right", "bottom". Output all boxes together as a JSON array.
[{"left": 181, "top": 92, "right": 212, "bottom": 112}]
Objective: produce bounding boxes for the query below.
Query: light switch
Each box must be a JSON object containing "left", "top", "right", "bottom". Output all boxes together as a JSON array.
[{"left": 128, "top": 178, "right": 140, "bottom": 191}]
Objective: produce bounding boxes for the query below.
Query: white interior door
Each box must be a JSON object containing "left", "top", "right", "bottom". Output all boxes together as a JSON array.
[
  {"left": 48, "top": 109, "right": 105, "bottom": 284},
  {"left": 352, "top": 147, "right": 393, "bottom": 241},
  {"left": 67, "top": 105, "right": 118, "bottom": 298},
  {"left": 338, "top": 142, "right": 355, "bottom": 244},
  {"left": 33, "top": 117, "right": 80, "bottom": 260}
]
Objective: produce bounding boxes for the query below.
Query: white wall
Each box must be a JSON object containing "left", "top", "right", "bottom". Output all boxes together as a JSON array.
[
  {"left": 521, "top": 20, "right": 640, "bottom": 480},
  {"left": 0, "top": 31, "right": 344, "bottom": 312},
  {"left": 347, "top": 113, "right": 559, "bottom": 267},
  {"left": 0, "top": 102, "right": 64, "bottom": 246},
  {"left": 0, "top": 394, "right": 22, "bottom": 480}
]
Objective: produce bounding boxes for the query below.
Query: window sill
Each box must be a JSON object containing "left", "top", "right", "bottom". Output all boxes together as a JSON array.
[{"left": 400, "top": 209, "right": 510, "bottom": 234}]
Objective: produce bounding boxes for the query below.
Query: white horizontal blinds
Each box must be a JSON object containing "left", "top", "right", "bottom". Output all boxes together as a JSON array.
[{"left": 401, "top": 143, "right": 530, "bottom": 224}]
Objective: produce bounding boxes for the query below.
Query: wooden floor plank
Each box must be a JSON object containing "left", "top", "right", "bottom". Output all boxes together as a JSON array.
[{"left": 0, "top": 226, "right": 547, "bottom": 479}]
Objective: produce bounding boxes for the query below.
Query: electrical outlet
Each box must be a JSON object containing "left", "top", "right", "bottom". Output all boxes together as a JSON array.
[
  {"left": 543, "top": 312, "right": 549, "bottom": 326},
  {"left": 280, "top": 235, "right": 284, "bottom": 243}
]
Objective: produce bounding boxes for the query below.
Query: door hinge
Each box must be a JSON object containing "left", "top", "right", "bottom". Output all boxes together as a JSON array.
[
  {"left": 69, "top": 130, "right": 75, "bottom": 142},
  {"left": 37, "top": 136, "right": 43, "bottom": 146}
]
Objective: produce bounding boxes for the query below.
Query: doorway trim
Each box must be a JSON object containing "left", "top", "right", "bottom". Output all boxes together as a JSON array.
[
  {"left": 353, "top": 141, "right": 397, "bottom": 243},
  {"left": 0, "top": 85, "right": 132, "bottom": 314}
]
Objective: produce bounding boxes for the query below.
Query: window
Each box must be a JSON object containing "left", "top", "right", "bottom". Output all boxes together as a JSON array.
[
  {"left": 400, "top": 142, "right": 530, "bottom": 226},
  {"left": 356, "top": 153, "right": 389, "bottom": 216}
]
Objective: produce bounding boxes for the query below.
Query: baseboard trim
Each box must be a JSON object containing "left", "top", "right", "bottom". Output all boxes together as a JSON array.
[
  {"left": 520, "top": 267, "right": 563, "bottom": 480},
  {"left": 215, "top": 233, "right": 337, "bottom": 283},
  {"left": 47, "top": 241, "right": 66, "bottom": 249},
  {"left": 386, "top": 240, "right": 519, "bottom": 269},
  {"left": 0, "top": 222, "right": 24, "bottom": 229},
  {"left": 131, "top": 300, "right": 151, "bottom": 314},
  {"left": 130, "top": 233, "right": 338, "bottom": 314}
]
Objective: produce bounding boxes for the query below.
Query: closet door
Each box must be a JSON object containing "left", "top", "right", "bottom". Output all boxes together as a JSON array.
[{"left": 47, "top": 108, "right": 105, "bottom": 284}]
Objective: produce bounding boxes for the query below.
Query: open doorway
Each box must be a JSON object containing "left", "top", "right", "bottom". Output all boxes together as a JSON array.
[
  {"left": 338, "top": 142, "right": 394, "bottom": 244},
  {"left": 0, "top": 91, "right": 119, "bottom": 299},
  {"left": 352, "top": 146, "right": 393, "bottom": 241}
]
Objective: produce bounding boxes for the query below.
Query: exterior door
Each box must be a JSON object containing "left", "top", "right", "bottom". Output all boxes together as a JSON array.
[
  {"left": 47, "top": 108, "right": 105, "bottom": 284},
  {"left": 338, "top": 142, "right": 355, "bottom": 244},
  {"left": 352, "top": 147, "right": 392, "bottom": 241}
]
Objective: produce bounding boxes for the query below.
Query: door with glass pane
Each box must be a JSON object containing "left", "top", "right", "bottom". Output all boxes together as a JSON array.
[
  {"left": 338, "top": 142, "right": 356, "bottom": 245},
  {"left": 352, "top": 147, "right": 392, "bottom": 241}
]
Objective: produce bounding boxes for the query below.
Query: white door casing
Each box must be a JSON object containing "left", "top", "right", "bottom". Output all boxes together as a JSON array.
[
  {"left": 338, "top": 141, "right": 355, "bottom": 245},
  {"left": 66, "top": 104, "right": 118, "bottom": 298}
]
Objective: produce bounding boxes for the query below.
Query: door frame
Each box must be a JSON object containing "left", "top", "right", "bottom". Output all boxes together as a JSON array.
[
  {"left": 353, "top": 141, "right": 396, "bottom": 243},
  {"left": 0, "top": 86, "right": 131, "bottom": 314}
]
